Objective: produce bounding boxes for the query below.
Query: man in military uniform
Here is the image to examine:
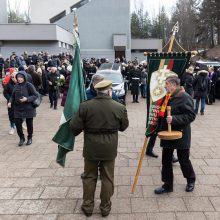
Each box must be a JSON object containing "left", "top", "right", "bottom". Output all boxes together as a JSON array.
[{"left": 70, "top": 80, "right": 129, "bottom": 217}]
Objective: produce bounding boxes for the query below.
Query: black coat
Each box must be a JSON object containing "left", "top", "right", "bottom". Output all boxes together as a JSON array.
[
  {"left": 130, "top": 69, "right": 141, "bottom": 95},
  {"left": 3, "top": 79, "right": 16, "bottom": 102},
  {"left": 193, "top": 72, "right": 210, "bottom": 98},
  {"left": 10, "top": 81, "right": 38, "bottom": 119},
  {"left": 160, "top": 89, "right": 196, "bottom": 149},
  {"left": 184, "top": 73, "right": 194, "bottom": 97},
  {"left": 47, "top": 72, "right": 60, "bottom": 91}
]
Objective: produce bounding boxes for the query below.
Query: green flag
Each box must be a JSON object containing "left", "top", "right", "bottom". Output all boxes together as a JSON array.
[{"left": 52, "top": 31, "right": 87, "bottom": 167}]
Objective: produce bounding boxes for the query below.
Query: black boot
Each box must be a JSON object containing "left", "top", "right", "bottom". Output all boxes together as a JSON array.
[
  {"left": 146, "top": 150, "right": 158, "bottom": 158},
  {"left": 18, "top": 138, "right": 25, "bottom": 147},
  {"left": 50, "top": 103, "right": 53, "bottom": 108},
  {"left": 26, "top": 138, "right": 32, "bottom": 146}
]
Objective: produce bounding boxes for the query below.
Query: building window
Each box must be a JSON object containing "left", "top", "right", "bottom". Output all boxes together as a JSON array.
[
  {"left": 70, "top": 0, "right": 90, "bottom": 11},
  {"left": 50, "top": 10, "right": 66, "bottom": 23}
]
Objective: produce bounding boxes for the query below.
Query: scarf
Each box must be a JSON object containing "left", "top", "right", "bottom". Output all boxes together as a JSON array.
[
  {"left": 159, "top": 93, "right": 171, "bottom": 118},
  {"left": 159, "top": 87, "right": 181, "bottom": 118}
]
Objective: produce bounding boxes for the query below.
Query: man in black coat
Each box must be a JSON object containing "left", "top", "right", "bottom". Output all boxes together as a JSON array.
[
  {"left": 47, "top": 67, "right": 60, "bottom": 109},
  {"left": 130, "top": 65, "right": 141, "bottom": 103},
  {"left": 155, "top": 75, "right": 196, "bottom": 194},
  {"left": 193, "top": 70, "right": 210, "bottom": 115}
]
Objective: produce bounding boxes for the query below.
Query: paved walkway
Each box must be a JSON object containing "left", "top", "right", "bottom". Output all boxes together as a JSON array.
[{"left": 0, "top": 92, "right": 220, "bottom": 220}]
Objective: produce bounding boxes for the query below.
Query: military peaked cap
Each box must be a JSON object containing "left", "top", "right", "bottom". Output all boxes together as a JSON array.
[{"left": 94, "top": 80, "right": 112, "bottom": 90}]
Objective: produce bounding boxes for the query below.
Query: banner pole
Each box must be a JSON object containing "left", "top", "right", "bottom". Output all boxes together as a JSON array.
[
  {"left": 131, "top": 21, "right": 179, "bottom": 193},
  {"left": 131, "top": 137, "right": 149, "bottom": 193}
]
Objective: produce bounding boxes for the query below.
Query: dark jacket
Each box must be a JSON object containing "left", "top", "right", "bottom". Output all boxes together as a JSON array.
[
  {"left": 160, "top": 88, "right": 196, "bottom": 149},
  {"left": 70, "top": 94, "right": 129, "bottom": 160},
  {"left": 61, "top": 73, "right": 70, "bottom": 107},
  {"left": 193, "top": 71, "right": 210, "bottom": 98},
  {"left": 86, "top": 84, "right": 119, "bottom": 102},
  {"left": 3, "top": 78, "right": 16, "bottom": 102},
  {"left": 130, "top": 69, "right": 141, "bottom": 94},
  {"left": 10, "top": 71, "right": 38, "bottom": 119},
  {"left": 47, "top": 71, "right": 60, "bottom": 91},
  {"left": 28, "top": 66, "right": 42, "bottom": 90},
  {"left": 184, "top": 73, "right": 194, "bottom": 97}
]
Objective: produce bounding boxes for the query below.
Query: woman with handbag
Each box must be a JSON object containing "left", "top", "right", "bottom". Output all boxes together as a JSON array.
[{"left": 8, "top": 71, "right": 38, "bottom": 146}]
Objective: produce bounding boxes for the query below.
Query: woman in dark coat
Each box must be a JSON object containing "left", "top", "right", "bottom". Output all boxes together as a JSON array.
[
  {"left": 8, "top": 71, "right": 38, "bottom": 146},
  {"left": 61, "top": 67, "right": 71, "bottom": 107},
  {"left": 27, "top": 65, "right": 42, "bottom": 91},
  {"left": 193, "top": 70, "right": 210, "bottom": 115}
]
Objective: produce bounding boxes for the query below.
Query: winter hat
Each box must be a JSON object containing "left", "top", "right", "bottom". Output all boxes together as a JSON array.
[{"left": 18, "top": 65, "right": 25, "bottom": 71}]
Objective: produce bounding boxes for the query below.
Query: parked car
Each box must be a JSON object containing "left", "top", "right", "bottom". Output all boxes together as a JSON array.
[
  {"left": 99, "top": 63, "right": 121, "bottom": 72},
  {"left": 96, "top": 69, "right": 126, "bottom": 101},
  {"left": 195, "top": 60, "right": 220, "bottom": 70}
]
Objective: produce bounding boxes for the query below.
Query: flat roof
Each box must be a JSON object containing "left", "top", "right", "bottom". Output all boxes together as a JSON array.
[{"left": 0, "top": 24, "right": 73, "bottom": 45}]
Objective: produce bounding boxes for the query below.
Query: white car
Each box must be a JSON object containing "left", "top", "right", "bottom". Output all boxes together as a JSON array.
[{"left": 96, "top": 69, "right": 126, "bottom": 101}]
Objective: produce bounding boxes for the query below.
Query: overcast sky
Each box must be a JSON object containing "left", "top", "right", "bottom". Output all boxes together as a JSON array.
[
  {"left": 8, "top": 0, "right": 177, "bottom": 17},
  {"left": 131, "top": 0, "right": 177, "bottom": 18}
]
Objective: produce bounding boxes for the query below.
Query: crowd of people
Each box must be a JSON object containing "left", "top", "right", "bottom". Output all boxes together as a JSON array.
[
  {"left": 0, "top": 50, "right": 219, "bottom": 217},
  {"left": 0, "top": 51, "right": 219, "bottom": 144}
]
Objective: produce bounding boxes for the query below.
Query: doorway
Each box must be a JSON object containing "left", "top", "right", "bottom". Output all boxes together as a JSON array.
[{"left": 115, "top": 51, "right": 125, "bottom": 62}]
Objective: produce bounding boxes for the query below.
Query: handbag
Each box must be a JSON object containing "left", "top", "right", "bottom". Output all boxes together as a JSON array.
[
  {"left": 26, "top": 82, "right": 42, "bottom": 108},
  {"left": 32, "top": 91, "right": 42, "bottom": 108}
]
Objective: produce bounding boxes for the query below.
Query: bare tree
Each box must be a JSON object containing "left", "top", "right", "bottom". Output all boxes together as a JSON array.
[{"left": 7, "top": 0, "right": 30, "bottom": 23}]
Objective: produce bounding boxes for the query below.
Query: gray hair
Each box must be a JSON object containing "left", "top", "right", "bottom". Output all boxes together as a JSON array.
[
  {"left": 91, "top": 73, "right": 104, "bottom": 86},
  {"left": 97, "top": 89, "right": 111, "bottom": 95},
  {"left": 166, "top": 75, "right": 180, "bottom": 86}
]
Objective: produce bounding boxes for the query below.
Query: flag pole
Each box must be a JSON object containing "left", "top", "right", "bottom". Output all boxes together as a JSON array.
[
  {"left": 131, "top": 22, "right": 179, "bottom": 194},
  {"left": 131, "top": 137, "right": 149, "bottom": 193},
  {"left": 168, "top": 21, "right": 179, "bottom": 52}
]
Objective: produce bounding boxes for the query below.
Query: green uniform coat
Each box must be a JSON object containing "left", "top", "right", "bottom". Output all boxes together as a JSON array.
[{"left": 70, "top": 94, "right": 129, "bottom": 160}]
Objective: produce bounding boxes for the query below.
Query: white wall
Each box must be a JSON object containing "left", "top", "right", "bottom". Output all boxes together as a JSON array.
[
  {"left": 57, "top": 0, "right": 131, "bottom": 60},
  {"left": 131, "top": 39, "right": 162, "bottom": 51},
  {"left": 30, "top": 0, "right": 79, "bottom": 23}
]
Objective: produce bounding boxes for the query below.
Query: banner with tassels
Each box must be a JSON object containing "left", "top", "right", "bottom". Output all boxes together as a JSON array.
[{"left": 145, "top": 52, "right": 191, "bottom": 137}]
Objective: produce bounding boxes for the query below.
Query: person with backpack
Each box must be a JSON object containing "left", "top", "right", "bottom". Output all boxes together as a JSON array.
[
  {"left": 193, "top": 70, "right": 210, "bottom": 115},
  {"left": 8, "top": 71, "right": 38, "bottom": 146}
]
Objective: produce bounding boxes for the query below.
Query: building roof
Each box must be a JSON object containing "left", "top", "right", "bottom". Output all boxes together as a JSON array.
[{"left": 0, "top": 24, "right": 73, "bottom": 45}]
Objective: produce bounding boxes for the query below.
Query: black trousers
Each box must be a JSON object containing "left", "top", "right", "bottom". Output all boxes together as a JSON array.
[
  {"left": 8, "top": 106, "right": 15, "bottom": 126},
  {"left": 133, "top": 94, "right": 139, "bottom": 101},
  {"left": 48, "top": 90, "right": 58, "bottom": 107},
  {"left": 146, "top": 133, "right": 157, "bottom": 153},
  {"left": 162, "top": 148, "right": 196, "bottom": 189},
  {"left": 14, "top": 118, "right": 33, "bottom": 139}
]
